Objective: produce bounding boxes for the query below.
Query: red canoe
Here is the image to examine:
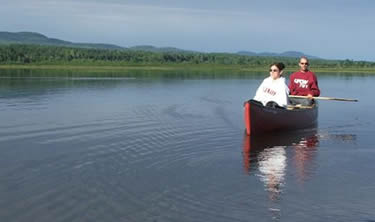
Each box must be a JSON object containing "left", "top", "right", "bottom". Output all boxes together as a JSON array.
[{"left": 244, "top": 100, "right": 318, "bottom": 135}]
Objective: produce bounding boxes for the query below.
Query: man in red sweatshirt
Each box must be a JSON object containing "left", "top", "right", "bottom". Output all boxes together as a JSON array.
[{"left": 289, "top": 56, "right": 320, "bottom": 105}]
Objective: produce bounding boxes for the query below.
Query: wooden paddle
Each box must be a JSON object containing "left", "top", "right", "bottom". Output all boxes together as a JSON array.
[{"left": 289, "top": 95, "right": 358, "bottom": 102}]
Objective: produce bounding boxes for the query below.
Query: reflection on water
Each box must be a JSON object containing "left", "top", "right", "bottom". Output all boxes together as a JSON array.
[
  {"left": 242, "top": 129, "right": 319, "bottom": 176},
  {"left": 0, "top": 68, "right": 267, "bottom": 80},
  {"left": 242, "top": 129, "right": 358, "bottom": 219},
  {"left": 257, "top": 145, "right": 286, "bottom": 200},
  {"left": 242, "top": 129, "right": 319, "bottom": 218},
  {"left": 292, "top": 133, "right": 319, "bottom": 184},
  {"left": 319, "top": 133, "right": 357, "bottom": 143}
]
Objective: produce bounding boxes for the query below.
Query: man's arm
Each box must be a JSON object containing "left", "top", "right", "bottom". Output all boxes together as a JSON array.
[
  {"left": 288, "top": 75, "right": 294, "bottom": 95},
  {"left": 309, "top": 74, "right": 320, "bottom": 96}
]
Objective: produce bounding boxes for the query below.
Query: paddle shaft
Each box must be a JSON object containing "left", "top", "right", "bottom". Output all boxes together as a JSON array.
[{"left": 289, "top": 95, "right": 358, "bottom": 102}]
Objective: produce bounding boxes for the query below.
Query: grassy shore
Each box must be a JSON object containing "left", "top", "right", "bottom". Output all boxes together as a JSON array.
[{"left": 1, "top": 64, "right": 375, "bottom": 74}]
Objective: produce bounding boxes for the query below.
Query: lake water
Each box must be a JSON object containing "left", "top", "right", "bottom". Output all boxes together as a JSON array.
[{"left": 0, "top": 70, "right": 374, "bottom": 222}]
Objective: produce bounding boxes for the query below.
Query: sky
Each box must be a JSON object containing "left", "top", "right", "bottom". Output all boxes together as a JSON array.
[{"left": 1, "top": 0, "right": 374, "bottom": 61}]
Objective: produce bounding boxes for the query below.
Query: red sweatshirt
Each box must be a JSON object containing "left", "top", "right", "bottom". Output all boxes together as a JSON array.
[{"left": 288, "top": 70, "right": 320, "bottom": 96}]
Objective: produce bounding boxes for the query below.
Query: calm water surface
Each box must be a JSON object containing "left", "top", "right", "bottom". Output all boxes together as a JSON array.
[{"left": 0, "top": 70, "right": 374, "bottom": 222}]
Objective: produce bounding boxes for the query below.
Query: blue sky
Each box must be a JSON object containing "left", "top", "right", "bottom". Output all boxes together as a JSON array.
[{"left": 1, "top": 0, "right": 374, "bottom": 61}]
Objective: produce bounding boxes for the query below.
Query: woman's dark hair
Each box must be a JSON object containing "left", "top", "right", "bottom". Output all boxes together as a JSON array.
[{"left": 270, "top": 62, "right": 285, "bottom": 71}]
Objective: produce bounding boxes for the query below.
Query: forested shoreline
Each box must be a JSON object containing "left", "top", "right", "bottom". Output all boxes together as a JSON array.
[{"left": 1, "top": 44, "right": 375, "bottom": 71}]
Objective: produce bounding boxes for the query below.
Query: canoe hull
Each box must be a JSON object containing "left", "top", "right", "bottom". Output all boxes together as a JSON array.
[{"left": 244, "top": 100, "right": 318, "bottom": 135}]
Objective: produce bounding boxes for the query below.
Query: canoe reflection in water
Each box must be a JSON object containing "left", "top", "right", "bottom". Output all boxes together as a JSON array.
[{"left": 242, "top": 129, "right": 319, "bottom": 201}]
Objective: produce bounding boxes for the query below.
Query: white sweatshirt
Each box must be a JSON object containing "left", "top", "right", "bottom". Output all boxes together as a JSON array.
[{"left": 253, "top": 76, "right": 290, "bottom": 107}]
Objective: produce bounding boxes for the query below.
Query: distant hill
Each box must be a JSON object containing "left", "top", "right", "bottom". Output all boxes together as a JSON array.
[
  {"left": 0, "top": 32, "right": 193, "bottom": 53},
  {"left": 0, "top": 31, "right": 125, "bottom": 50},
  {"left": 0, "top": 31, "right": 320, "bottom": 58},
  {"left": 237, "top": 50, "right": 320, "bottom": 59},
  {"left": 128, "top": 45, "right": 194, "bottom": 53}
]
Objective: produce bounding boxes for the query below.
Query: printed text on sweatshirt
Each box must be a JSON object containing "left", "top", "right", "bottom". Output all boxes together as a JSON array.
[
  {"left": 253, "top": 76, "right": 289, "bottom": 107},
  {"left": 288, "top": 71, "right": 320, "bottom": 96}
]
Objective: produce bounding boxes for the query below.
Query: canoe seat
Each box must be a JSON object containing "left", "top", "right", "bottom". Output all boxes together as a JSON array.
[{"left": 287, "top": 104, "right": 315, "bottom": 110}]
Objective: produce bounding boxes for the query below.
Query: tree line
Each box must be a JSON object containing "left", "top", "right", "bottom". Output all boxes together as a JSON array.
[{"left": 0, "top": 44, "right": 374, "bottom": 68}]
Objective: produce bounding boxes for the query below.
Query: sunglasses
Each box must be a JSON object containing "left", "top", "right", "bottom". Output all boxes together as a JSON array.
[
  {"left": 300, "top": 62, "right": 309, "bottom": 65},
  {"left": 269, "top": 69, "right": 279, "bottom": 72}
]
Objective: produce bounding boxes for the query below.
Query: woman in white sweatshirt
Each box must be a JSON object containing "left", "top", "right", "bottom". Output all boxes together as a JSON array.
[{"left": 253, "top": 62, "right": 290, "bottom": 108}]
